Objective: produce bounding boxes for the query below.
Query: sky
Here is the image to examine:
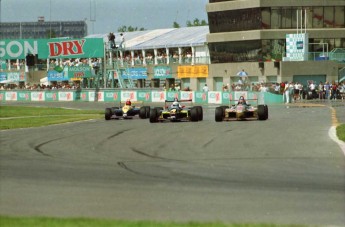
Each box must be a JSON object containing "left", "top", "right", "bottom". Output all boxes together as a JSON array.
[{"left": 1, "top": 0, "right": 209, "bottom": 35}]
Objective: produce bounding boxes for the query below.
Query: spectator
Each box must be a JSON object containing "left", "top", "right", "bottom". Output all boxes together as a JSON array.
[
  {"left": 202, "top": 84, "right": 209, "bottom": 92},
  {"left": 108, "top": 32, "right": 115, "bottom": 49},
  {"left": 120, "top": 33, "right": 125, "bottom": 49}
]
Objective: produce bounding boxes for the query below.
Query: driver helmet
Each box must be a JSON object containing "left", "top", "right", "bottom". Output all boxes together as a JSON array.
[
  {"left": 172, "top": 101, "right": 179, "bottom": 107},
  {"left": 238, "top": 96, "right": 245, "bottom": 104},
  {"left": 125, "top": 100, "right": 131, "bottom": 106}
]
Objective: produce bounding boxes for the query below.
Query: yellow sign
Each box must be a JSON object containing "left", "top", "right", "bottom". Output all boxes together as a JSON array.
[{"left": 177, "top": 65, "right": 208, "bottom": 78}]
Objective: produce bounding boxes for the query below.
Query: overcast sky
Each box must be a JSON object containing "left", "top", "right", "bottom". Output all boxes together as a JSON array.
[{"left": 1, "top": 0, "right": 209, "bottom": 34}]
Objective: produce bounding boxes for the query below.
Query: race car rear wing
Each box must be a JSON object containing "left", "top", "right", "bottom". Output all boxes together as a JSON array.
[{"left": 165, "top": 99, "right": 193, "bottom": 103}]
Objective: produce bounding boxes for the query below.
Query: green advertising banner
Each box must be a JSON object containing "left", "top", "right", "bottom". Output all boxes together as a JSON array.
[
  {"left": 104, "top": 91, "right": 121, "bottom": 102},
  {"left": 67, "top": 66, "right": 92, "bottom": 79},
  {"left": 17, "top": 91, "right": 31, "bottom": 101},
  {"left": 0, "top": 91, "right": 5, "bottom": 101},
  {"left": 0, "top": 38, "right": 104, "bottom": 60},
  {"left": 137, "top": 90, "right": 151, "bottom": 102},
  {"left": 153, "top": 66, "right": 172, "bottom": 79},
  {"left": 45, "top": 91, "right": 59, "bottom": 101},
  {"left": 39, "top": 38, "right": 104, "bottom": 59},
  {"left": 194, "top": 91, "right": 208, "bottom": 104}
]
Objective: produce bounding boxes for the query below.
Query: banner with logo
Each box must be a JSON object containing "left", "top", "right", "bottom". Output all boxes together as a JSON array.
[
  {"left": 47, "top": 70, "right": 68, "bottom": 81},
  {"left": 0, "top": 72, "right": 7, "bottom": 82},
  {"left": 67, "top": 66, "right": 92, "bottom": 79},
  {"left": 165, "top": 91, "right": 179, "bottom": 101},
  {"left": 0, "top": 38, "right": 104, "bottom": 60},
  {"left": 151, "top": 91, "right": 166, "bottom": 102},
  {"left": 104, "top": 90, "right": 121, "bottom": 102},
  {"left": 17, "top": 91, "right": 31, "bottom": 101},
  {"left": 121, "top": 90, "right": 137, "bottom": 101},
  {"left": 177, "top": 65, "right": 208, "bottom": 78},
  {"left": 137, "top": 90, "right": 151, "bottom": 102},
  {"left": 194, "top": 91, "right": 208, "bottom": 104},
  {"left": 154, "top": 66, "right": 172, "bottom": 79},
  {"left": 120, "top": 68, "right": 147, "bottom": 80},
  {"left": 208, "top": 91, "right": 222, "bottom": 104},
  {"left": 6, "top": 71, "right": 25, "bottom": 82},
  {"left": 45, "top": 91, "right": 58, "bottom": 101},
  {"left": 180, "top": 91, "right": 194, "bottom": 101}
]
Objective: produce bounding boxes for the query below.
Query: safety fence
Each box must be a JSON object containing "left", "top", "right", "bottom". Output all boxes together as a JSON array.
[{"left": 0, "top": 90, "right": 283, "bottom": 104}]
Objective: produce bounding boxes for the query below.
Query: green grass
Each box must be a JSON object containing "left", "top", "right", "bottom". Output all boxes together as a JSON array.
[
  {"left": 336, "top": 124, "right": 345, "bottom": 142},
  {"left": 0, "top": 216, "right": 310, "bottom": 227},
  {"left": 0, "top": 106, "right": 103, "bottom": 130}
]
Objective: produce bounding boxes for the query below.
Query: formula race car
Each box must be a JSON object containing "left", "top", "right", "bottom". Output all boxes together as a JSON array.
[
  {"left": 149, "top": 99, "right": 203, "bottom": 123},
  {"left": 105, "top": 100, "right": 150, "bottom": 120},
  {"left": 215, "top": 96, "right": 268, "bottom": 122}
]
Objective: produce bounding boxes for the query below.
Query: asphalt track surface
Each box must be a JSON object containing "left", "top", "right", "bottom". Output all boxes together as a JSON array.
[{"left": 1, "top": 100, "right": 345, "bottom": 226}]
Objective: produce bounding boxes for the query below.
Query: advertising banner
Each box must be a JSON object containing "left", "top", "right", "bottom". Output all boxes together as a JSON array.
[
  {"left": 137, "top": 90, "right": 151, "bottom": 102},
  {"left": 165, "top": 91, "right": 179, "bottom": 101},
  {"left": 45, "top": 91, "right": 58, "bottom": 101},
  {"left": 31, "top": 91, "right": 45, "bottom": 101},
  {"left": 47, "top": 70, "right": 68, "bottom": 81},
  {"left": 177, "top": 65, "right": 208, "bottom": 78},
  {"left": 0, "top": 92, "right": 5, "bottom": 101},
  {"left": 39, "top": 38, "right": 104, "bottom": 59},
  {"left": 208, "top": 91, "right": 222, "bottom": 104},
  {"left": 58, "top": 91, "right": 74, "bottom": 101},
  {"left": 88, "top": 91, "right": 104, "bottom": 102},
  {"left": 180, "top": 91, "right": 194, "bottom": 101},
  {"left": 17, "top": 91, "right": 31, "bottom": 101},
  {"left": 0, "top": 72, "right": 7, "bottom": 82},
  {"left": 0, "top": 39, "right": 38, "bottom": 60},
  {"left": 121, "top": 90, "right": 137, "bottom": 101},
  {"left": 7, "top": 71, "right": 25, "bottom": 82},
  {"left": 120, "top": 68, "right": 147, "bottom": 80},
  {"left": 5, "top": 91, "right": 17, "bottom": 101},
  {"left": 151, "top": 91, "right": 166, "bottom": 102},
  {"left": 104, "top": 91, "right": 120, "bottom": 102},
  {"left": 194, "top": 91, "right": 208, "bottom": 104},
  {"left": 79, "top": 91, "right": 89, "bottom": 101},
  {"left": 0, "top": 38, "right": 104, "bottom": 60},
  {"left": 153, "top": 66, "right": 172, "bottom": 79},
  {"left": 67, "top": 66, "right": 92, "bottom": 79}
]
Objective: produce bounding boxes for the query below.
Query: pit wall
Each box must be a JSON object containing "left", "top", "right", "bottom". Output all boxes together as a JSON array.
[{"left": 0, "top": 90, "right": 283, "bottom": 104}]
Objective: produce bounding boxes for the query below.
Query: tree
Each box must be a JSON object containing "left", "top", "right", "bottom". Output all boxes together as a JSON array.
[
  {"left": 186, "top": 18, "right": 208, "bottom": 27},
  {"left": 118, "top": 26, "right": 145, "bottom": 32},
  {"left": 173, "top": 22, "right": 180, "bottom": 28}
]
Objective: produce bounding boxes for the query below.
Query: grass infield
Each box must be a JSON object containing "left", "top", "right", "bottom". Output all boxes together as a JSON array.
[{"left": 0, "top": 106, "right": 103, "bottom": 130}]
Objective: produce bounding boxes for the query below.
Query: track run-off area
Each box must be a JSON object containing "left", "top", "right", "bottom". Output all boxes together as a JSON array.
[{"left": 0, "top": 101, "right": 344, "bottom": 226}]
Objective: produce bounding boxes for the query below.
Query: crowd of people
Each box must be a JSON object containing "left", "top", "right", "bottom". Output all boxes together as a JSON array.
[{"left": 282, "top": 80, "right": 345, "bottom": 103}]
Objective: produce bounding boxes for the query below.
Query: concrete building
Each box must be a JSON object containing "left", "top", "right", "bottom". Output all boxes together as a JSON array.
[
  {"left": 206, "top": 0, "right": 345, "bottom": 90},
  {"left": 0, "top": 17, "right": 87, "bottom": 39}
]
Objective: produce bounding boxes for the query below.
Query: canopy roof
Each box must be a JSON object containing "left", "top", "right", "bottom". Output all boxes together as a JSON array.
[{"left": 85, "top": 26, "right": 209, "bottom": 50}]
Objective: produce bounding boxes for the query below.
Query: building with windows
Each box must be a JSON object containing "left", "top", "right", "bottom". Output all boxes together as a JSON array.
[
  {"left": 206, "top": 0, "right": 345, "bottom": 89},
  {"left": 0, "top": 17, "right": 87, "bottom": 39}
]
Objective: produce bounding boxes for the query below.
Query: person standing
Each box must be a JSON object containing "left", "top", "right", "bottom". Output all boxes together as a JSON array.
[
  {"left": 108, "top": 32, "right": 115, "bottom": 49},
  {"left": 120, "top": 33, "right": 125, "bottom": 49},
  {"left": 202, "top": 84, "right": 209, "bottom": 92}
]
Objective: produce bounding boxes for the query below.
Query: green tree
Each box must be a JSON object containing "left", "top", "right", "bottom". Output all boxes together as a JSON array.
[
  {"left": 118, "top": 26, "right": 145, "bottom": 32},
  {"left": 186, "top": 18, "right": 208, "bottom": 27},
  {"left": 173, "top": 21, "right": 180, "bottom": 28}
]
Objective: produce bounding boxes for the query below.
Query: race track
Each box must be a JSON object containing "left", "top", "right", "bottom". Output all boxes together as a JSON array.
[{"left": 1, "top": 101, "right": 345, "bottom": 226}]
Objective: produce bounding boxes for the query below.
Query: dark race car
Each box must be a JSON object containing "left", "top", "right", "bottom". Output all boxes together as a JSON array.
[
  {"left": 215, "top": 96, "right": 268, "bottom": 122},
  {"left": 105, "top": 100, "right": 150, "bottom": 120},
  {"left": 149, "top": 99, "right": 203, "bottom": 123}
]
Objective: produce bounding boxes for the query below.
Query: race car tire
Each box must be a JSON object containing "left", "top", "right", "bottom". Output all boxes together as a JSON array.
[
  {"left": 257, "top": 105, "right": 267, "bottom": 120},
  {"left": 154, "top": 107, "right": 163, "bottom": 112},
  {"left": 196, "top": 106, "right": 203, "bottom": 121},
  {"left": 264, "top": 105, "right": 268, "bottom": 120},
  {"left": 149, "top": 108, "right": 159, "bottom": 123},
  {"left": 139, "top": 106, "right": 147, "bottom": 119},
  {"left": 215, "top": 107, "right": 223, "bottom": 122},
  {"left": 144, "top": 106, "right": 150, "bottom": 118},
  {"left": 105, "top": 108, "right": 112, "bottom": 120},
  {"left": 190, "top": 107, "right": 198, "bottom": 122}
]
